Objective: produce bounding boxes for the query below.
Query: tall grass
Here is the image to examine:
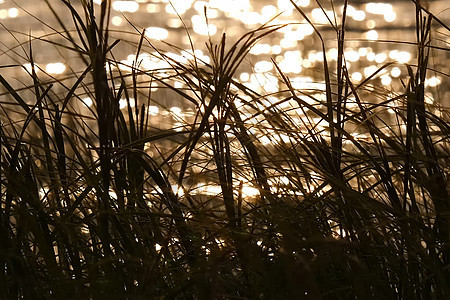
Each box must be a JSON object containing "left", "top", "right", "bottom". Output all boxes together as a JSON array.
[{"left": 0, "top": 0, "right": 449, "bottom": 298}]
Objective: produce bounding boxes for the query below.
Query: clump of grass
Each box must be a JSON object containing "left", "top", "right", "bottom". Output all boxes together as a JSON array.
[{"left": 0, "top": 0, "right": 449, "bottom": 298}]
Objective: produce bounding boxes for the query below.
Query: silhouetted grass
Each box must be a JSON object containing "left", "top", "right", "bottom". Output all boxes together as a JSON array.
[{"left": 0, "top": 0, "right": 449, "bottom": 299}]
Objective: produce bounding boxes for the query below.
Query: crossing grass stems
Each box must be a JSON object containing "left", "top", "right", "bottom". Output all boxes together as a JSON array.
[{"left": 0, "top": 0, "right": 449, "bottom": 298}]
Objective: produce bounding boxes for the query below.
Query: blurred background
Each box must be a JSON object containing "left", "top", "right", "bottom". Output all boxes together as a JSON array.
[{"left": 0, "top": 0, "right": 448, "bottom": 129}]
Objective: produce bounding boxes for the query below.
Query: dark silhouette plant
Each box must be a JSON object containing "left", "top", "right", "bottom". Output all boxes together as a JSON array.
[{"left": 0, "top": 0, "right": 449, "bottom": 298}]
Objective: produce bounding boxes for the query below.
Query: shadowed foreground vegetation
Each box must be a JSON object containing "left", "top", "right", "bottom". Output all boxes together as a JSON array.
[{"left": 0, "top": 0, "right": 449, "bottom": 298}]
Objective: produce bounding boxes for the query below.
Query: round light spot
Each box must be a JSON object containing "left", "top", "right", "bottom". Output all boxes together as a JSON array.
[
  {"left": 366, "top": 20, "right": 376, "bottom": 29},
  {"left": 351, "top": 72, "right": 362, "bottom": 82},
  {"left": 8, "top": 8, "right": 18, "bottom": 18},
  {"left": 381, "top": 75, "right": 392, "bottom": 86},
  {"left": 82, "top": 97, "right": 93, "bottom": 107},
  {"left": 240, "top": 72, "right": 250, "bottom": 82},
  {"left": 384, "top": 11, "right": 396, "bottom": 22},
  {"left": 366, "top": 30, "right": 378, "bottom": 41},
  {"left": 111, "top": 16, "right": 123, "bottom": 26},
  {"left": 353, "top": 10, "right": 365, "bottom": 21},
  {"left": 0, "top": 9, "right": 7, "bottom": 19},
  {"left": 46, "top": 63, "right": 66, "bottom": 74},
  {"left": 391, "top": 67, "right": 401, "bottom": 78}
]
